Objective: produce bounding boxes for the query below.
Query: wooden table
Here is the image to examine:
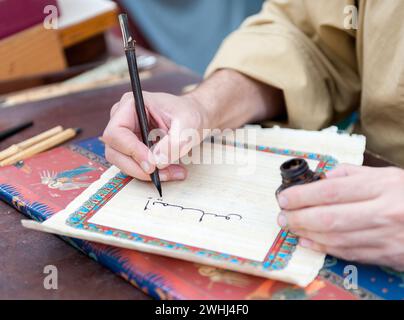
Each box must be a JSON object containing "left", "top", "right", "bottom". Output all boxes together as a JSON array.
[
  {"left": 0, "top": 56, "right": 200, "bottom": 299},
  {"left": 0, "top": 55, "right": 395, "bottom": 299}
]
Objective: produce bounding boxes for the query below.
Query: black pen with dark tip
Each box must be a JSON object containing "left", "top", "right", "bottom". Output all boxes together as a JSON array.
[
  {"left": 119, "top": 13, "right": 162, "bottom": 197},
  {"left": 0, "top": 121, "right": 33, "bottom": 143}
]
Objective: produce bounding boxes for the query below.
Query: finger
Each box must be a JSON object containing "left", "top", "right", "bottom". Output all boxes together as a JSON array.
[
  {"left": 152, "top": 120, "right": 200, "bottom": 169},
  {"left": 326, "top": 164, "right": 371, "bottom": 178},
  {"left": 110, "top": 102, "right": 120, "bottom": 117},
  {"left": 298, "top": 240, "right": 386, "bottom": 265},
  {"left": 110, "top": 92, "right": 135, "bottom": 116},
  {"left": 105, "top": 146, "right": 151, "bottom": 181},
  {"left": 104, "top": 125, "right": 155, "bottom": 174},
  {"left": 143, "top": 91, "right": 169, "bottom": 132},
  {"left": 277, "top": 173, "right": 381, "bottom": 210},
  {"left": 278, "top": 199, "right": 384, "bottom": 232},
  {"left": 292, "top": 228, "right": 386, "bottom": 248},
  {"left": 104, "top": 96, "right": 156, "bottom": 173},
  {"left": 105, "top": 146, "right": 187, "bottom": 182},
  {"left": 108, "top": 92, "right": 139, "bottom": 132},
  {"left": 159, "top": 163, "right": 188, "bottom": 181}
]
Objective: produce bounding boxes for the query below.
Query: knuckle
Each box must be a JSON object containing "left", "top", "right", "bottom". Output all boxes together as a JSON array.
[
  {"left": 102, "top": 128, "right": 113, "bottom": 145},
  {"left": 330, "top": 165, "right": 347, "bottom": 176},
  {"left": 287, "top": 212, "right": 301, "bottom": 229},
  {"left": 368, "top": 179, "right": 383, "bottom": 196},
  {"left": 325, "top": 233, "right": 343, "bottom": 247},
  {"left": 110, "top": 103, "right": 119, "bottom": 117},
  {"left": 122, "top": 92, "right": 133, "bottom": 101},
  {"left": 130, "top": 147, "right": 142, "bottom": 160},
  {"left": 318, "top": 210, "right": 337, "bottom": 232},
  {"left": 340, "top": 249, "right": 360, "bottom": 262},
  {"left": 319, "top": 183, "right": 340, "bottom": 202}
]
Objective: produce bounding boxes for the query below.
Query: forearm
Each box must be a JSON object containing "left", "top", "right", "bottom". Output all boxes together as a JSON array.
[{"left": 187, "top": 69, "right": 285, "bottom": 130}]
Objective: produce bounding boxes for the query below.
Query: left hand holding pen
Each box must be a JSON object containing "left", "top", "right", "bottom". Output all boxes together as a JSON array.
[{"left": 277, "top": 164, "right": 404, "bottom": 271}]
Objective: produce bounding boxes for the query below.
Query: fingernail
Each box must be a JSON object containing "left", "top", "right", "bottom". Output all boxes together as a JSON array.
[
  {"left": 155, "top": 153, "right": 168, "bottom": 168},
  {"left": 299, "top": 238, "right": 313, "bottom": 248},
  {"left": 159, "top": 172, "right": 168, "bottom": 181},
  {"left": 277, "top": 194, "right": 288, "bottom": 209},
  {"left": 277, "top": 212, "right": 288, "bottom": 228},
  {"left": 140, "top": 161, "right": 151, "bottom": 173},
  {"left": 172, "top": 171, "right": 185, "bottom": 180}
]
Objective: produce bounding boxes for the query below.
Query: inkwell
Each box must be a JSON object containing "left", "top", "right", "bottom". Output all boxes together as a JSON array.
[{"left": 276, "top": 158, "right": 324, "bottom": 195}]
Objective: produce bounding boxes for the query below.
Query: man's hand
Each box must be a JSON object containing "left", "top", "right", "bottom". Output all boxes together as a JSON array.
[
  {"left": 103, "top": 91, "right": 208, "bottom": 181},
  {"left": 103, "top": 69, "right": 284, "bottom": 182},
  {"left": 277, "top": 164, "right": 404, "bottom": 271}
]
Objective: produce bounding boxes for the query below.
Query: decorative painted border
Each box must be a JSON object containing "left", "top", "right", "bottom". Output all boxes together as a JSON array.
[
  {"left": 68, "top": 144, "right": 110, "bottom": 168},
  {"left": 66, "top": 145, "right": 337, "bottom": 272}
]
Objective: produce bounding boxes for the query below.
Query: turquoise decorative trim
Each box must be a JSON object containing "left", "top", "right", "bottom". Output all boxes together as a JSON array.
[{"left": 66, "top": 145, "right": 338, "bottom": 272}]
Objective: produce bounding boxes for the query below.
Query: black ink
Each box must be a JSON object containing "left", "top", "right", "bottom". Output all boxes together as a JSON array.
[
  {"left": 144, "top": 197, "right": 151, "bottom": 211},
  {"left": 144, "top": 198, "right": 243, "bottom": 223}
]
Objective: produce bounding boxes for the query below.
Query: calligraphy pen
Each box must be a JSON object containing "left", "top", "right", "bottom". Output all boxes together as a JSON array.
[{"left": 119, "top": 13, "right": 162, "bottom": 197}]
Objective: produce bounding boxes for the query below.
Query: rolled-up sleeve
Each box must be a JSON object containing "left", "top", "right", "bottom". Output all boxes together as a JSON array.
[{"left": 206, "top": 0, "right": 360, "bottom": 130}]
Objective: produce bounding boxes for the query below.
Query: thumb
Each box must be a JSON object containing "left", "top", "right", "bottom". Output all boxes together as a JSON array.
[{"left": 152, "top": 120, "right": 201, "bottom": 169}]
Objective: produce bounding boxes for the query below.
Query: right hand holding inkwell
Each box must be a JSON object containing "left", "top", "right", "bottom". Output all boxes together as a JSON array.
[
  {"left": 276, "top": 158, "right": 324, "bottom": 195},
  {"left": 276, "top": 158, "right": 324, "bottom": 228}
]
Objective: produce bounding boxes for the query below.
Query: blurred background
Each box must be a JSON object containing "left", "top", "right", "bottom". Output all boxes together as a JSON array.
[
  {"left": 0, "top": 0, "right": 263, "bottom": 101},
  {"left": 120, "top": 0, "right": 264, "bottom": 74}
]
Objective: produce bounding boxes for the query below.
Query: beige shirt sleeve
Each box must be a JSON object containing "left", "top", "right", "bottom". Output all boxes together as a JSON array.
[{"left": 206, "top": 0, "right": 361, "bottom": 130}]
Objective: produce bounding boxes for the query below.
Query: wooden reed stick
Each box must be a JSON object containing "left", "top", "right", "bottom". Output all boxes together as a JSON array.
[
  {"left": 0, "top": 128, "right": 80, "bottom": 167},
  {"left": 0, "top": 126, "right": 63, "bottom": 161}
]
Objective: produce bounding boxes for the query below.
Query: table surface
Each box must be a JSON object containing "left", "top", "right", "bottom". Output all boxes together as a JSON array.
[
  {"left": 0, "top": 55, "right": 393, "bottom": 299},
  {"left": 0, "top": 54, "right": 200, "bottom": 299}
]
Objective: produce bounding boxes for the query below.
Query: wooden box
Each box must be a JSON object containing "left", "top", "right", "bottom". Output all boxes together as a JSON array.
[{"left": 0, "top": 24, "right": 66, "bottom": 82}]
